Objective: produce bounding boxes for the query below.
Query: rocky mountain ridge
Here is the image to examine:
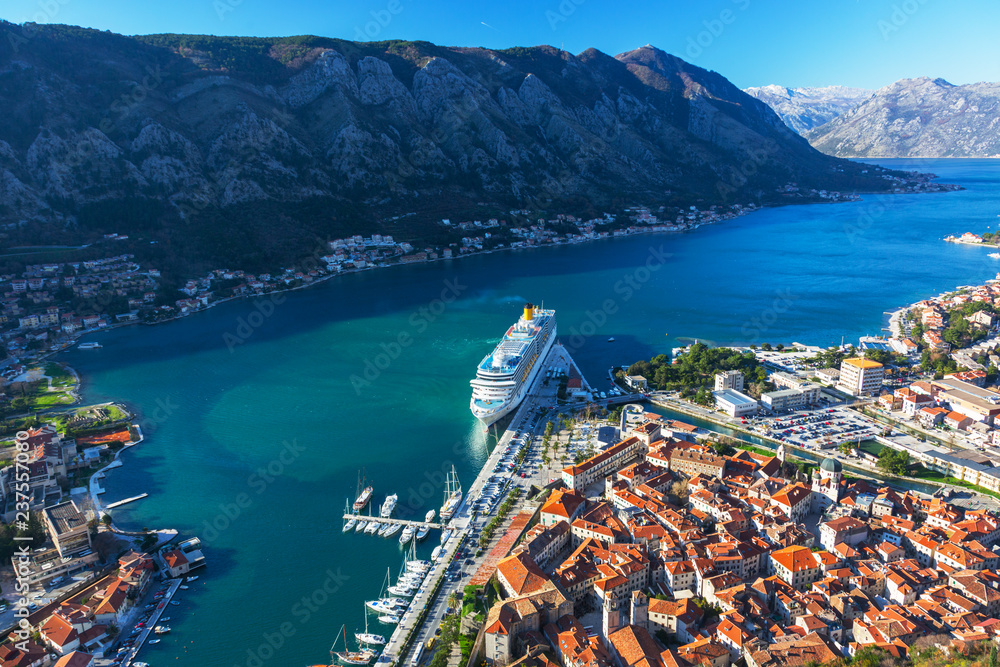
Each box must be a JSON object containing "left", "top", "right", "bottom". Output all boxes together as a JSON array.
[
  {"left": 743, "top": 85, "right": 872, "bottom": 134},
  {"left": 805, "top": 77, "right": 1000, "bottom": 158},
  {"left": 0, "top": 24, "right": 908, "bottom": 274}
]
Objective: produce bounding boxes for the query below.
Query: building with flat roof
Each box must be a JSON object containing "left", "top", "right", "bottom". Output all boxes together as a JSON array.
[
  {"left": 712, "top": 388, "right": 758, "bottom": 417},
  {"left": 624, "top": 375, "right": 648, "bottom": 392},
  {"left": 761, "top": 388, "right": 807, "bottom": 413},
  {"left": 714, "top": 370, "right": 744, "bottom": 392},
  {"left": 43, "top": 500, "right": 91, "bottom": 559},
  {"left": 815, "top": 368, "right": 840, "bottom": 384},
  {"left": 762, "top": 384, "right": 821, "bottom": 413},
  {"left": 931, "top": 377, "right": 1000, "bottom": 424},
  {"left": 837, "top": 358, "right": 883, "bottom": 396}
]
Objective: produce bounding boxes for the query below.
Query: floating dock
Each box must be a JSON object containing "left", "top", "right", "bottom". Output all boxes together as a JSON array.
[
  {"left": 342, "top": 515, "right": 443, "bottom": 531},
  {"left": 107, "top": 493, "right": 148, "bottom": 509}
]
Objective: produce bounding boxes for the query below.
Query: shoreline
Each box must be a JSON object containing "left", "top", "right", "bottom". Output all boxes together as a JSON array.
[{"left": 46, "top": 182, "right": 957, "bottom": 351}]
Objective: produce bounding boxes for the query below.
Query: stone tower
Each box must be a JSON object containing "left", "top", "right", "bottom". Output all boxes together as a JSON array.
[{"left": 630, "top": 590, "right": 649, "bottom": 628}]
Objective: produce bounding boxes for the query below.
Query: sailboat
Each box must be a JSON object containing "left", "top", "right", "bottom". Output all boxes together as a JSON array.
[
  {"left": 343, "top": 500, "right": 357, "bottom": 532},
  {"left": 332, "top": 625, "right": 375, "bottom": 665},
  {"left": 356, "top": 604, "right": 386, "bottom": 646},
  {"left": 439, "top": 465, "right": 463, "bottom": 521},
  {"left": 366, "top": 568, "right": 409, "bottom": 614},
  {"left": 353, "top": 471, "right": 374, "bottom": 512}
]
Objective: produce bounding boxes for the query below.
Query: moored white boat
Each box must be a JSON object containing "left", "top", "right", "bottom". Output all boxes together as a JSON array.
[
  {"left": 383, "top": 523, "right": 402, "bottom": 538},
  {"left": 356, "top": 632, "right": 386, "bottom": 646},
  {"left": 365, "top": 521, "right": 381, "bottom": 534},
  {"left": 356, "top": 604, "right": 386, "bottom": 646},
  {"left": 405, "top": 560, "right": 430, "bottom": 572},
  {"left": 355, "top": 519, "right": 368, "bottom": 533},
  {"left": 439, "top": 467, "right": 463, "bottom": 522},
  {"left": 398, "top": 526, "right": 415, "bottom": 545},
  {"left": 379, "top": 493, "right": 398, "bottom": 518}
]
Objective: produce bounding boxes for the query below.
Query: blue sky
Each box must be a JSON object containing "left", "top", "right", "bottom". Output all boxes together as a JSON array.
[{"left": 2, "top": 0, "right": 997, "bottom": 89}]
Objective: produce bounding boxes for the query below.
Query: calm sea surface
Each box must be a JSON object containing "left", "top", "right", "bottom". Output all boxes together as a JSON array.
[{"left": 57, "top": 159, "right": 1000, "bottom": 665}]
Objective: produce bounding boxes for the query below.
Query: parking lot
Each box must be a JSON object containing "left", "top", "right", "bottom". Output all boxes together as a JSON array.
[{"left": 744, "top": 406, "right": 882, "bottom": 450}]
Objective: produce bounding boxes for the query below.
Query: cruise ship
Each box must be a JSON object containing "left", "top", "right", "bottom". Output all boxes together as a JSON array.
[{"left": 470, "top": 303, "right": 556, "bottom": 425}]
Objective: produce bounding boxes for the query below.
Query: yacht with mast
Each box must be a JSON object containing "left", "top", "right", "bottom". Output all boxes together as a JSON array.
[
  {"left": 353, "top": 471, "right": 374, "bottom": 512},
  {"left": 355, "top": 604, "right": 386, "bottom": 646},
  {"left": 343, "top": 500, "right": 357, "bottom": 532},
  {"left": 331, "top": 625, "right": 376, "bottom": 665},
  {"left": 470, "top": 303, "right": 556, "bottom": 425},
  {"left": 439, "top": 466, "right": 462, "bottom": 522}
]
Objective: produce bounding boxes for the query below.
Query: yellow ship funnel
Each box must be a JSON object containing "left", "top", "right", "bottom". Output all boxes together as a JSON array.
[{"left": 523, "top": 303, "right": 535, "bottom": 321}]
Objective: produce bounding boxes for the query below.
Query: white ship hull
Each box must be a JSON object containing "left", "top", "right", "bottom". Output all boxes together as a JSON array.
[{"left": 470, "top": 304, "right": 556, "bottom": 426}]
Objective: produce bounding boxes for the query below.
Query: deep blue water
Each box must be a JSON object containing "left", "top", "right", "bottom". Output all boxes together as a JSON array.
[{"left": 57, "top": 158, "right": 1000, "bottom": 665}]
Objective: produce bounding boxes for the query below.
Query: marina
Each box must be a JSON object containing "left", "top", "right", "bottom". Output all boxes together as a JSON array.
[
  {"left": 341, "top": 514, "right": 443, "bottom": 532},
  {"left": 376, "top": 334, "right": 579, "bottom": 666},
  {"left": 62, "top": 157, "right": 1000, "bottom": 667},
  {"left": 118, "top": 578, "right": 183, "bottom": 666}
]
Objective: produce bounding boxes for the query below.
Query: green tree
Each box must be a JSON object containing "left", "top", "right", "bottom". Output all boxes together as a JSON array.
[{"left": 876, "top": 447, "right": 910, "bottom": 475}]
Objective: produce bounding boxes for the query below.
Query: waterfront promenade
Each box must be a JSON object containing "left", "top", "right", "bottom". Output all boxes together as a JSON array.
[
  {"left": 109, "top": 577, "right": 182, "bottom": 667},
  {"left": 381, "top": 343, "right": 590, "bottom": 666}
]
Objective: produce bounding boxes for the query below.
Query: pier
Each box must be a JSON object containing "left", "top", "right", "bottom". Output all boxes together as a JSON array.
[
  {"left": 380, "top": 342, "right": 593, "bottom": 666},
  {"left": 342, "top": 515, "right": 443, "bottom": 530},
  {"left": 120, "top": 577, "right": 183, "bottom": 666},
  {"left": 107, "top": 493, "right": 148, "bottom": 509}
]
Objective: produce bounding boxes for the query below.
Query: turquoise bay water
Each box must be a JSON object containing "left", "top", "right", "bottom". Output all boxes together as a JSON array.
[{"left": 58, "top": 159, "right": 1000, "bottom": 666}]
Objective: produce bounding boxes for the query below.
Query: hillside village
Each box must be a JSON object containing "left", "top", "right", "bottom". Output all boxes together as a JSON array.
[{"left": 0, "top": 203, "right": 753, "bottom": 370}]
